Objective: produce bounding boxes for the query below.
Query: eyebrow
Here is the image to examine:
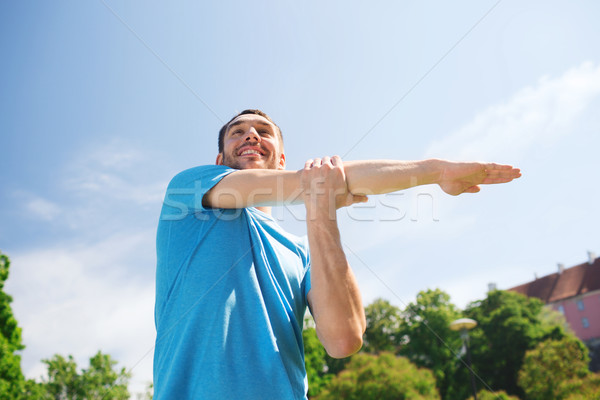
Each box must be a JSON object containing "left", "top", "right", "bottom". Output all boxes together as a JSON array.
[{"left": 227, "top": 119, "right": 273, "bottom": 131}]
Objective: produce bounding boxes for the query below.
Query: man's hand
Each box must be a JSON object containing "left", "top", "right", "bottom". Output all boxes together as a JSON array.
[
  {"left": 301, "top": 155, "right": 368, "bottom": 215},
  {"left": 437, "top": 161, "right": 521, "bottom": 196}
]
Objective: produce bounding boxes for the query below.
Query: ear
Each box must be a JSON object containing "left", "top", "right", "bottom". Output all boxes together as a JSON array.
[
  {"left": 216, "top": 153, "right": 223, "bottom": 165},
  {"left": 277, "top": 153, "right": 286, "bottom": 170}
]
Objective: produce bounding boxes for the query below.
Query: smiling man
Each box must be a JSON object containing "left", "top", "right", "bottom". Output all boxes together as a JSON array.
[
  {"left": 216, "top": 112, "right": 286, "bottom": 171},
  {"left": 153, "top": 109, "right": 521, "bottom": 399}
]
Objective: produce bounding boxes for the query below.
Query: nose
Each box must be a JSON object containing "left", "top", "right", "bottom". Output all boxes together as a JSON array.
[{"left": 244, "top": 128, "right": 261, "bottom": 142}]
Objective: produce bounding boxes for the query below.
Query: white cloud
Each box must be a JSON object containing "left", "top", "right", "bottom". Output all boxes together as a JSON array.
[
  {"left": 5, "top": 229, "right": 156, "bottom": 394},
  {"left": 345, "top": 62, "right": 600, "bottom": 312},
  {"left": 65, "top": 141, "right": 169, "bottom": 207},
  {"left": 426, "top": 61, "right": 600, "bottom": 161},
  {"left": 25, "top": 198, "right": 62, "bottom": 221},
  {"left": 11, "top": 140, "right": 170, "bottom": 236},
  {"left": 3, "top": 139, "right": 177, "bottom": 394}
]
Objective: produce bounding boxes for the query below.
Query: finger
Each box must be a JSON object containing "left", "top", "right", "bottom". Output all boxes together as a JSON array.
[
  {"left": 340, "top": 194, "right": 368, "bottom": 208},
  {"left": 482, "top": 172, "right": 522, "bottom": 184},
  {"left": 484, "top": 163, "right": 512, "bottom": 170},
  {"left": 322, "top": 156, "right": 331, "bottom": 166},
  {"left": 485, "top": 167, "right": 521, "bottom": 177},
  {"left": 482, "top": 168, "right": 521, "bottom": 183},
  {"left": 313, "top": 158, "right": 322, "bottom": 167},
  {"left": 485, "top": 164, "right": 521, "bottom": 177},
  {"left": 483, "top": 177, "right": 517, "bottom": 184},
  {"left": 304, "top": 159, "right": 313, "bottom": 169},
  {"left": 331, "top": 155, "right": 342, "bottom": 167},
  {"left": 463, "top": 186, "right": 481, "bottom": 193}
]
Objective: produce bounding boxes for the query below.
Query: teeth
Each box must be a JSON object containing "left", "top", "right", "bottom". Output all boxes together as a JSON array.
[{"left": 241, "top": 149, "right": 261, "bottom": 156}]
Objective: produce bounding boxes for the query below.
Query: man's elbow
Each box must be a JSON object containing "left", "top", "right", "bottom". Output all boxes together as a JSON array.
[{"left": 324, "top": 334, "right": 363, "bottom": 359}]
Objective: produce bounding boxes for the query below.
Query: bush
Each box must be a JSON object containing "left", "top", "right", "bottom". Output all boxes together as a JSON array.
[
  {"left": 518, "top": 337, "right": 589, "bottom": 400},
  {"left": 466, "top": 389, "right": 521, "bottom": 400},
  {"left": 316, "top": 352, "right": 440, "bottom": 400}
]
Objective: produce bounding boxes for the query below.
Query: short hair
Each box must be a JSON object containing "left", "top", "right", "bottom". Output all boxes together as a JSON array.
[{"left": 218, "top": 109, "right": 284, "bottom": 153}]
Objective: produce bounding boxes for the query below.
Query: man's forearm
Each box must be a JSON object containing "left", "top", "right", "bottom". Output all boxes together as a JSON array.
[
  {"left": 344, "top": 159, "right": 443, "bottom": 196},
  {"left": 204, "top": 159, "right": 445, "bottom": 209},
  {"left": 306, "top": 210, "right": 366, "bottom": 359},
  {"left": 301, "top": 156, "right": 366, "bottom": 358}
]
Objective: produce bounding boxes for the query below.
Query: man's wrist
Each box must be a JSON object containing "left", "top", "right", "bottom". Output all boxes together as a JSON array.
[
  {"left": 304, "top": 201, "right": 337, "bottom": 222},
  {"left": 422, "top": 158, "right": 446, "bottom": 186}
]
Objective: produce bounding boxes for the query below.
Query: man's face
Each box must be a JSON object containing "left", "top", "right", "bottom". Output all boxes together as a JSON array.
[{"left": 216, "top": 114, "right": 285, "bottom": 170}]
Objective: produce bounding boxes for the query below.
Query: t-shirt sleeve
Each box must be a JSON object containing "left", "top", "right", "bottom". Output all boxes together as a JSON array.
[
  {"left": 160, "top": 165, "right": 237, "bottom": 219},
  {"left": 300, "top": 235, "right": 312, "bottom": 302}
]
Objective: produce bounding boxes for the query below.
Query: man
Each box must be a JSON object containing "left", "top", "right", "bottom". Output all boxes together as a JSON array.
[{"left": 153, "top": 109, "right": 521, "bottom": 399}]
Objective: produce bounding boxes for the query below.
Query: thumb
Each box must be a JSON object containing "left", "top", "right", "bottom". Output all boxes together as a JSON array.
[{"left": 463, "top": 185, "right": 481, "bottom": 194}]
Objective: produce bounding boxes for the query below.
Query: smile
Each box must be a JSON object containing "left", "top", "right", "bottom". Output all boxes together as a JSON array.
[{"left": 238, "top": 147, "right": 265, "bottom": 156}]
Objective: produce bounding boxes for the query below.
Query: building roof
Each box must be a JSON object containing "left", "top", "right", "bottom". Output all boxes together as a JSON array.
[{"left": 508, "top": 257, "right": 600, "bottom": 303}]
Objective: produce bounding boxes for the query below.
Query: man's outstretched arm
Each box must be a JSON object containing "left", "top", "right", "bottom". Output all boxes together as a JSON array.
[
  {"left": 302, "top": 156, "right": 366, "bottom": 358},
  {"left": 202, "top": 159, "right": 521, "bottom": 208},
  {"left": 343, "top": 159, "right": 521, "bottom": 196}
]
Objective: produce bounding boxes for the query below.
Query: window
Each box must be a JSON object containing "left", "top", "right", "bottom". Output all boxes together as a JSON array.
[
  {"left": 582, "top": 317, "right": 590, "bottom": 328},
  {"left": 576, "top": 300, "right": 585, "bottom": 311}
]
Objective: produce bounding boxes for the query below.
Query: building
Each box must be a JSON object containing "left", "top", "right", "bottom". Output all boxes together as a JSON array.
[{"left": 507, "top": 252, "right": 600, "bottom": 370}]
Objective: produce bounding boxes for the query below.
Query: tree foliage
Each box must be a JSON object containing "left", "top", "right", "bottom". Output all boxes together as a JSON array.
[
  {"left": 305, "top": 290, "right": 588, "bottom": 400},
  {"left": 0, "top": 252, "right": 132, "bottom": 399},
  {"left": 518, "top": 337, "right": 590, "bottom": 400},
  {"left": 562, "top": 373, "right": 600, "bottom": 400},
  {"left": 466, "top": 389, "right": 520, "bottom": 400},
  {"left": 135, "top": 382, "right": 153, "bottom": 400},
  {"left": 316, "top": 352, "right": 440, "bottom": 400},
  {"left": 398, "top": 289, "right": 462, "bottom": 399},
  {"left": 42, "top": 351, "right": 131, "bottom": 400},
  {"left": 0, "top": 252, "right": 26, "bottom": 400},
  {"left": 362, "top": 298, "right": 402, "bottom": 354},
  {"left": 464, "top": 290, "right": 569, "bottom": 398},
  {"left": 303, "top": 324, "right": 332, "bottom": 398},
  {"left": 0, "top": 253, "right": 24, "bottom": 351}
]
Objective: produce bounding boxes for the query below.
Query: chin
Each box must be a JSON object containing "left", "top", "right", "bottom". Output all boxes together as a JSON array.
[{"left": 224, "top": 157, "right": 277, "bottom": 170}]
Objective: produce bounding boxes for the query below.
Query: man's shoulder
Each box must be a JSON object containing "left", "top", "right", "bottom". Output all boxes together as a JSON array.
[{"left": 168, "top": 165, "right": 236, "bottom": 187}]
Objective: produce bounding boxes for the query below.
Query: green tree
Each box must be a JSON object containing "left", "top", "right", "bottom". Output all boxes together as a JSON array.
[
  {"left": 81, "top": 352, "right": 130, "bottom": 399},
  {"left": 398, "top": 289, "right": 462, "bottom": 399},
  {"left": 22, "top": 379, "right": 48, "bottom": 400},
  {"left": 0, "top": 252, "right": 26, "bottom": 399},
  {"left": 44, "top": 355, "right": 84, "bottom": 399},
  {"left": 562, "top": 373, "right": 600, "bottom": 400},
  {"left": 135, "top": 382, "right": 153, "bottom": 400},
  {"left": 518, "top": 337, "right": 589, "bottom": 400},
  {"left": 43, "top": 351, "right": 131, "bottom": 399},
  {"left": 467, "top": 389, "right": 520, "bottom": 400},
  {"left": 362, "top": 298, "right": 402, "bottom": 354},
  {"left": 465, "top": 290, "right": 569, "bottom": 398},
  {"left": 316, "top": 352, "right": 440, "bottom": 400},
  {"left": 0, "top": 252, "right": 131, "bottom": 399},
  {"left": 322, "top": 351, "right": 352, "bottom": 377},
  {"left": 303, "top": 324, "right": 332, "bottom": 398}
]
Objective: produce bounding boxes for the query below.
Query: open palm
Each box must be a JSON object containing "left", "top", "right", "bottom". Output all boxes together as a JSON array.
[{"left": 438, "top": 161, "right": 521, "bottom": 196}]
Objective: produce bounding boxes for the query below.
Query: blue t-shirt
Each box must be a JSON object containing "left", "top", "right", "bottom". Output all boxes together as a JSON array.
[{"left": 153, "top": 165, "right": 312, "bottom": 399}]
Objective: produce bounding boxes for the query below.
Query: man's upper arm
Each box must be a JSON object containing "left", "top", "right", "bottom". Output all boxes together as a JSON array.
[
  {"left": 203, "top": 169, "right": 302, "bottom": 209},
  {"left": 161, "top": 165, "right": 237, "bottom": 217}
]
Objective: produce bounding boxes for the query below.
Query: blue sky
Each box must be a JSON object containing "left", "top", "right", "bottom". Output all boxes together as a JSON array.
[{"left": 2, "top": 0, "right": 600, "bottom": 394}]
